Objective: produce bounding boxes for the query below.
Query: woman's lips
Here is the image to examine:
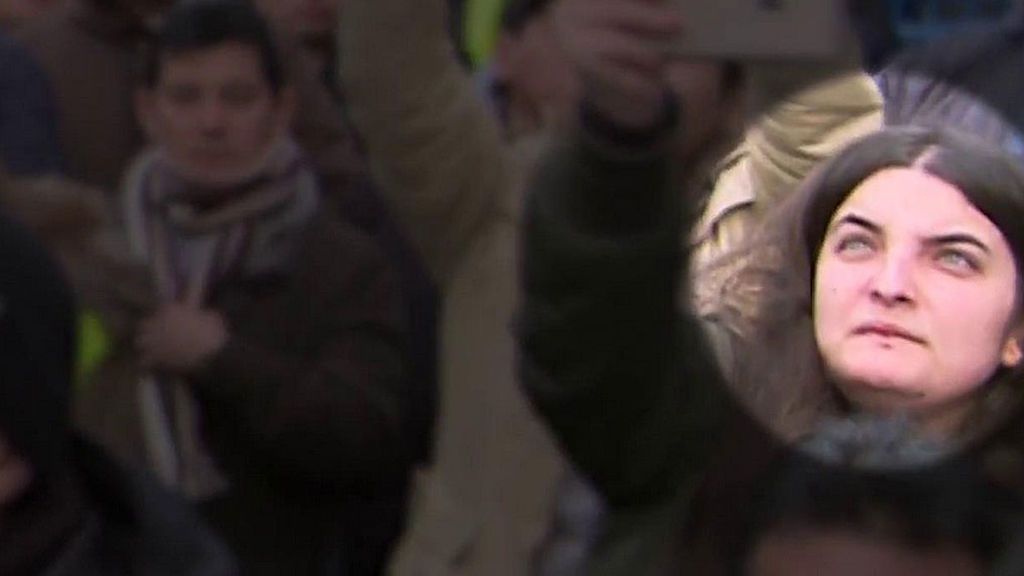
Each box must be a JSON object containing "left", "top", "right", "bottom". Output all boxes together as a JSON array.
[{"left": 853, "top": 322, "right": 925, "bottom": 344}]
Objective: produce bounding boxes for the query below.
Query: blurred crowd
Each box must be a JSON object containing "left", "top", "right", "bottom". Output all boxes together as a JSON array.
[{"left": 1, "top": 0, "right": 1024, "bottom": 575}]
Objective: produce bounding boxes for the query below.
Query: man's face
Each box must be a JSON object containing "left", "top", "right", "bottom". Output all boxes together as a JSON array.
[
  {"left": 137, "top": 41, "right": 294, "bottom": 188},
  {"left": 665, "top": 57, "right": 735, "bottom": 159},
  {"left": 493, "top": 12, "right": 581, "bottom": 134}
]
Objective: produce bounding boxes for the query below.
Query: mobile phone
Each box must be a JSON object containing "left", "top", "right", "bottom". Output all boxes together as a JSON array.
[{"left": 671, "top": 0, "right": 850, "bottom": 61}]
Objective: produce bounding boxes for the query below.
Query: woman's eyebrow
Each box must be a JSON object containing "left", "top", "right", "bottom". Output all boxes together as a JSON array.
[
  {"left": 925, "top": 233, "right": 991, "bottom": 254},
  {"left": 828, "top": 214, "right": 992, "bottom": 253},
  {"left": 828, "top": 213, "right": 880, "bottom": 235}
]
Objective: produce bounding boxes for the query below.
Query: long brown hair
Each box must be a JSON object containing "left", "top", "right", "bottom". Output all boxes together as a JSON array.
[{"left": 706, "top": 125, "right": 1024, "bottom": 444}]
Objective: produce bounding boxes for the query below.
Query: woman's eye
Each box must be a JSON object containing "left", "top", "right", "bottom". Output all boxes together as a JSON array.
[
  {"left": 835, "top": 235, "right": 874, "bottom": 257},
  {"left": 936, "top": 250, "right": 980, "bottom": 274}
]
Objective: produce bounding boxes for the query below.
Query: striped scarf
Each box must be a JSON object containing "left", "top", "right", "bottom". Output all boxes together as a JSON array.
[{"left": 122, "top": 138, "right": 320, "bottom": 499}]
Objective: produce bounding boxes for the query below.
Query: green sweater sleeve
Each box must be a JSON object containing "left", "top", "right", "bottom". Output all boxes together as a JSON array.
[{"left": 518, "top": 118, "right": 732, "bottom": 509}]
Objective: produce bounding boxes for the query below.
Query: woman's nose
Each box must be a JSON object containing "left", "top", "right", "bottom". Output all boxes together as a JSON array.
[{"left": 869, "top": 252, "right": 916, "bottom": 306}]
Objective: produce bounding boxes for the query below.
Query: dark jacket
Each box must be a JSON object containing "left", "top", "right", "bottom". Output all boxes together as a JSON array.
[
  {"left": 190, "top": 212, "right": 413, "bottom": 576},
  {"left": 517, "top": 120, "right": 733, "bottom": 575},
  {"left": 15, "top": 0, "right": 439, "bottom": 474},
  {"left": 76, "top": 210, "right": 413, "bottom": 576}
]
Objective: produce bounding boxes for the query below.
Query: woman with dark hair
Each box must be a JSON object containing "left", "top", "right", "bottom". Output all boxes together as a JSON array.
[
  {"left": 699, "top": 125, "right": 1024, "bottom": 442},
  {"left": 516, "top": 3, "right": 1024, "bottom": 570}
]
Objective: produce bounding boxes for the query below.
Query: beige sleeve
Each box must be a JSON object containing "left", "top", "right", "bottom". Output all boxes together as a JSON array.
[
  {"left": 745, "top": 71, "right": 884, "bottom": 208},
  {"left": 340, "top": 0, "right": 512, "bottom": 286},
  {"left": 690, "top": 72, "right": 882, "bottom": 317}
]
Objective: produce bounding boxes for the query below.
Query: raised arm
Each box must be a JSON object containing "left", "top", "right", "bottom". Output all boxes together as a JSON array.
[
  {"left": 517, "top": 0, "right": 732, "bottom": 508},
  {"left": 340, "top": 0, "right": 513, "bottom": 285}
]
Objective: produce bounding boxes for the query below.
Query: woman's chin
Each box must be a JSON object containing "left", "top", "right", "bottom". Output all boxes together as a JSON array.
[{"left": 836, "top": 372, "right": 927, "bottom": 412}]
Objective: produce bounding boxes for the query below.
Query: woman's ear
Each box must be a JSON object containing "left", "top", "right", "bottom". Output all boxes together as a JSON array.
[{"left": 1002, "top": 334, "right": 1023, "bottom": 368}]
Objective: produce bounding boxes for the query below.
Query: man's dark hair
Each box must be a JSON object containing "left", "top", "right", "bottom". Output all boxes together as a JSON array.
[
  {"left": 141, "top": 0, "right": 286, "bottom": 94},
  {"left": 500, "top": 0, "right": 557, "bottom": 34}
]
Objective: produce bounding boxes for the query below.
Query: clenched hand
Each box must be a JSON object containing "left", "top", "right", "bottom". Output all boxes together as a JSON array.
[{"left": 136, "top": 303, "right": 229, "bottom": 373}]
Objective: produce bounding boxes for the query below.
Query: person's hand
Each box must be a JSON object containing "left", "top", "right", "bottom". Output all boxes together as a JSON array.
[
  {"left": 554, "top": 0, "right": 682, "bottom": 129},
  {"left": 136, "top": 303, "right": 228, "bottom": 373}
]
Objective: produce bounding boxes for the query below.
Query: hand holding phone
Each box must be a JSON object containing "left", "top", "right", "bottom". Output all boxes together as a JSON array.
[{"left": 554, "top": 0, "right": 683, "bottom": 129}]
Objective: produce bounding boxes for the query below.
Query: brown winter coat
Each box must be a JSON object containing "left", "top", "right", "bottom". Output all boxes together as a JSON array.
[{"left": 75, "top": 207, "right": 412, "bottom": 575}]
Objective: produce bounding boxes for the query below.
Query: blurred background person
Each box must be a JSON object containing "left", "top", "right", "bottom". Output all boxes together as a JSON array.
[
  {"left": 341, "top": 0, "right": 582, "bottom": 573},
  {"left": 74, "top": 2, "right": 417, "bottom": 574},
  {"left": 0, "top": 209, "right": 236, "bottom": 576},
  {"left": 253, "top": 0, "right": 342, "bottom": 100},
  {"left": 255, "top": 0, "right": 441, "bottom": 477},
  {"left": 0, "top": 31, "right": 63, "bottom": 176},
  {"left": 0, "top": 0, "right": 65, "bottom": 177},
  {"left": 15, "top": 1, "right": 440, "bottom": 475},
  {"left": 14, "top": 0, "right": 362, "bottom": 208},
  {"left": 481, "top": 0, "right": 580, "bottom": 138}
]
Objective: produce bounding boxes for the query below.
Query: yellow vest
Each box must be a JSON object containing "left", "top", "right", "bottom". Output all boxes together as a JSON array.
[
  {"left": 76, "top": 310, "right": 111, "bottom": 391},
  {"left": 464, "top": 0, "right": 504, "bottom": 67}
]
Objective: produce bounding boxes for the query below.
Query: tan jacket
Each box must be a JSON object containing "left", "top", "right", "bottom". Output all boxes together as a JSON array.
[
  {"left": 342, "top": 0, "right": 565, "bottom": 573},
  {"left": 691, "top": 72, "right": 883, "bottom": 316}
]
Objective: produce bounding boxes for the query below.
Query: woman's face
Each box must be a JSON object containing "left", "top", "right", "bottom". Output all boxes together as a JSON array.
[{"left": 813, "top": 167, "right": 1022, "bottom": 427}]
